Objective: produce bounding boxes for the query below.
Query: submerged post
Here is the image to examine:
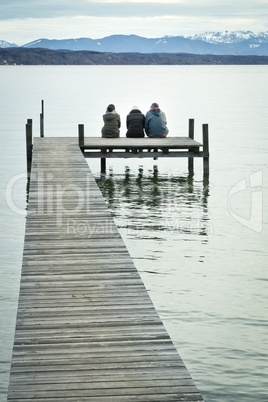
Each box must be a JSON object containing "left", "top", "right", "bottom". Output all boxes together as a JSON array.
[
  {"left": 202, "top": 124, "right": 209, "bottom": 176},
  {"left": 40, "top": 100, "right": 44, "bottom": 137},
  {"left": 78, "top": 124, "right": 84, "bottom": 148},
  {"left": 188, "top": 118, "right": 194, "bottom": 174},
  {"left": 26, "top": 119, "right": 33, "bottom": 176}
]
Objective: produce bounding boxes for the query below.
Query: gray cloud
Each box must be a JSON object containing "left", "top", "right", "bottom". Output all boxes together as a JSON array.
[
  {"left": 0, "top": 0, "right": 267, "bottom": 20},
  {"left": 1, "top": 0, "right": 267, "bottom": 45},
  {"left": 0, "top": 0, "right": 88, "bottom": 19}
]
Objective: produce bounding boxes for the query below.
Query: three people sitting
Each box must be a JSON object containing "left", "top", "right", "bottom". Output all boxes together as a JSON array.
[{"left": 101, "top": 102, "right": 168, "bottom": 138}]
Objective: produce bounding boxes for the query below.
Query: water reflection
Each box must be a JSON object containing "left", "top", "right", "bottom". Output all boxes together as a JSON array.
[{"left": 95, "top": 165, "right": 211, "bottom": 239}]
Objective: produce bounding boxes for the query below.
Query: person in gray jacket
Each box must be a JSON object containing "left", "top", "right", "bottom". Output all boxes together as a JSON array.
[
  {"left": 145, "top": 103, "right": 169, "bottom": 138},
  {"left": 101, "top": 104, "right": 121, "bottom": 138}
]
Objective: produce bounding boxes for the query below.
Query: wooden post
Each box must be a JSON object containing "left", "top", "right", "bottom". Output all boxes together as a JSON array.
[
  {"left": 101, "top": 157, "right": 106, "bottom": 173},
  {"left": 78, "top": 124, "right": 84, "bottom": 147},
  {"left": 188, "top": 118, "right": 194, "bottom": 174},
  {"left": 40, "top": 100, "right": 44, "bottom": 137},
  {"left": 202, "top": 124, "right": 209, "bottom": 176},
  {"left": 26, "top": 119, "right": 33, "bottom": 176}
]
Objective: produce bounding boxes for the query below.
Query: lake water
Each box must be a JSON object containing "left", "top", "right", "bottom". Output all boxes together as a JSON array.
[{"left": 0, "top": 65, "right": 267, "bottom": 401}]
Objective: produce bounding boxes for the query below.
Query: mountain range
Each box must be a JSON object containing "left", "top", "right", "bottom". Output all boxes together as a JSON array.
[{"left": 1, "top": 31, "right": 268, "bottom": 56}]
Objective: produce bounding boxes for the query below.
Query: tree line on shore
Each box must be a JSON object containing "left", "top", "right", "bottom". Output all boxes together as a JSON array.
[{"left": 1, "top": 47, "right": 267, "bottom": 65}]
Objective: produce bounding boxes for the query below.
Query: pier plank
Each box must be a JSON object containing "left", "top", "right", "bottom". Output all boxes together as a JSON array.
[
  {"left": 8, "top": 137, "right": 203, "bottom": 401},
  {"left": 82, "top": 136, "right": 202, "bottom": 149}
]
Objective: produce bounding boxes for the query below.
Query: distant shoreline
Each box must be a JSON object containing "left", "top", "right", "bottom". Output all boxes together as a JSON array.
[{"left": 1, "top": 48, "right": 268, "bottom": 65}]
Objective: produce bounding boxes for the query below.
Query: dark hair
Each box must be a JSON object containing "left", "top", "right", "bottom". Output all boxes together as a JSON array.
[
  {"left": 107, "top": 104, "right": 115, "bottom": 112},
  {"left": 150, "top": 102, "right": 159, "bottom": 108}
]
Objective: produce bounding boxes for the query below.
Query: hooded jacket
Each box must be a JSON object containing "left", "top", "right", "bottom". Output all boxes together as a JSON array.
[
  {"left": 126, "top": 109, "right": 145, "bottom": 138},
  {"left": 101, "top": 111, "right": 121, "bottom": 138},
  {"left": 145, "top": 108, "right": 169, "bottom": 137}
]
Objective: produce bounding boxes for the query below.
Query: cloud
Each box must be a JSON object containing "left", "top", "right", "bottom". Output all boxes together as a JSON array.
[
  {"left": 0, "top": 0, "right": 267, "bottom": 45},
  {"left": 0, "top": 0, "right": 267, "bottom": 20}
]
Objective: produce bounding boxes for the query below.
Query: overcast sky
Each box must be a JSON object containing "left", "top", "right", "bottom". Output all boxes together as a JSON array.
[{"left": 1, "top": 0, "right": 267, "bottom": 45}]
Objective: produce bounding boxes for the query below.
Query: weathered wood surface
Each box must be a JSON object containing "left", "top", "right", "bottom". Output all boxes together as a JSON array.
[
  {"left": 80, "top": 135, "right": 208, "bottom": 174},
  {"left": 8, "top": 137, "right": 203, "bottom": 401},
  {"left": 82, "top": 136, "right": 203, "bottom": 150}
]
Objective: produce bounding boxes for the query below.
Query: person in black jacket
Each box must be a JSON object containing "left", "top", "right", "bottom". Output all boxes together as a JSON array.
[{"left": 126, "top": 106, "right": 145, "bottom": 138}]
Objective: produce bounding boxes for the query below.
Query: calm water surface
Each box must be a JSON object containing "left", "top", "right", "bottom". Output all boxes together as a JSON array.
[{"left": 0, "top": 65, "right": 267, "bottom": 401}]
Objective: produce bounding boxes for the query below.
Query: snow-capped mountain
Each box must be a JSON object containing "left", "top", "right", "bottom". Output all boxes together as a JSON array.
[
  {"left": 189, "top": 30, "right": 268, "bottom": 44},
  {"left": 0, "top": 40, "right": 18, "bottom": 48},
  {"left": 1, "top": 31, "right": 268, "bottom": 55},
  {"left": 21, "top": 32, "right": 268, "bottom": 55}
]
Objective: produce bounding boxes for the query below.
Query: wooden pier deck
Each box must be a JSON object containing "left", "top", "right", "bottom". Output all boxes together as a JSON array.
[
  {"left": 8, "top": 137, "right": 203, "bottom": 401},
  {"left": 78, "top": 121, "right": 209, "bottom": 175}
]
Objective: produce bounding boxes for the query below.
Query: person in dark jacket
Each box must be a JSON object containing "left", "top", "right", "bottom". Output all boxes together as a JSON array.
[
  {"left": 126, "top": 106, "right": 145, "bottom": 138},
  {"left": 145, "top": 102, "right": 169, "bottom": 138},
  {"left": 101, "top": 104, "right": 121, "bottom": 138}
]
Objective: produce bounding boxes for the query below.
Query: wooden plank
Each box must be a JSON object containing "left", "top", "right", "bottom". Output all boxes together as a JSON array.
[
  {"left": 7, "top": 395, "right": 202, "bottom": 402},
  {"left": 82, "top": 136, "right": 202, "bottom": 149},
  {"left": 7, "top": 137, "right": 203, "bottom": 401}
]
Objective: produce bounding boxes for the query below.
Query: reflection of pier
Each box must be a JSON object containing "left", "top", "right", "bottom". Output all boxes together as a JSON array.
[
  {"left": 97, "top": 166, "right": 210, "bottom": 238},
  {"left": 78, "top": 119, "right": 209, "bottom": 175},
  {"left": 8, "top": 135, "right": 203, "bottom": 400}
]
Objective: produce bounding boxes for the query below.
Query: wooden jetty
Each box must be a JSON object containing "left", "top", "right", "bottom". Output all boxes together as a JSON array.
[
  {"left": 8, "top": 133, "right": 204, "bottom": 400},
  {"left": 78, "top": 119, "right": 209, "bottom": 175}
]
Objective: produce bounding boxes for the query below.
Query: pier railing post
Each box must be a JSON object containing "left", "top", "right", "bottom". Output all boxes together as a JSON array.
[
  {"left": 188, "top": 118, "right": 194, "bottom": 175},
  {"left": 40, "top": 100, "right": 44, "bottom": 137},
  {"left": 78, "top": 124, "right": 84, "bottom": 148},
  {"left": 26, "top": 119, "right": 33, "bottom": 176},
  {"left": 202, "top": 124, "right": 209, "bottom": 177}
]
